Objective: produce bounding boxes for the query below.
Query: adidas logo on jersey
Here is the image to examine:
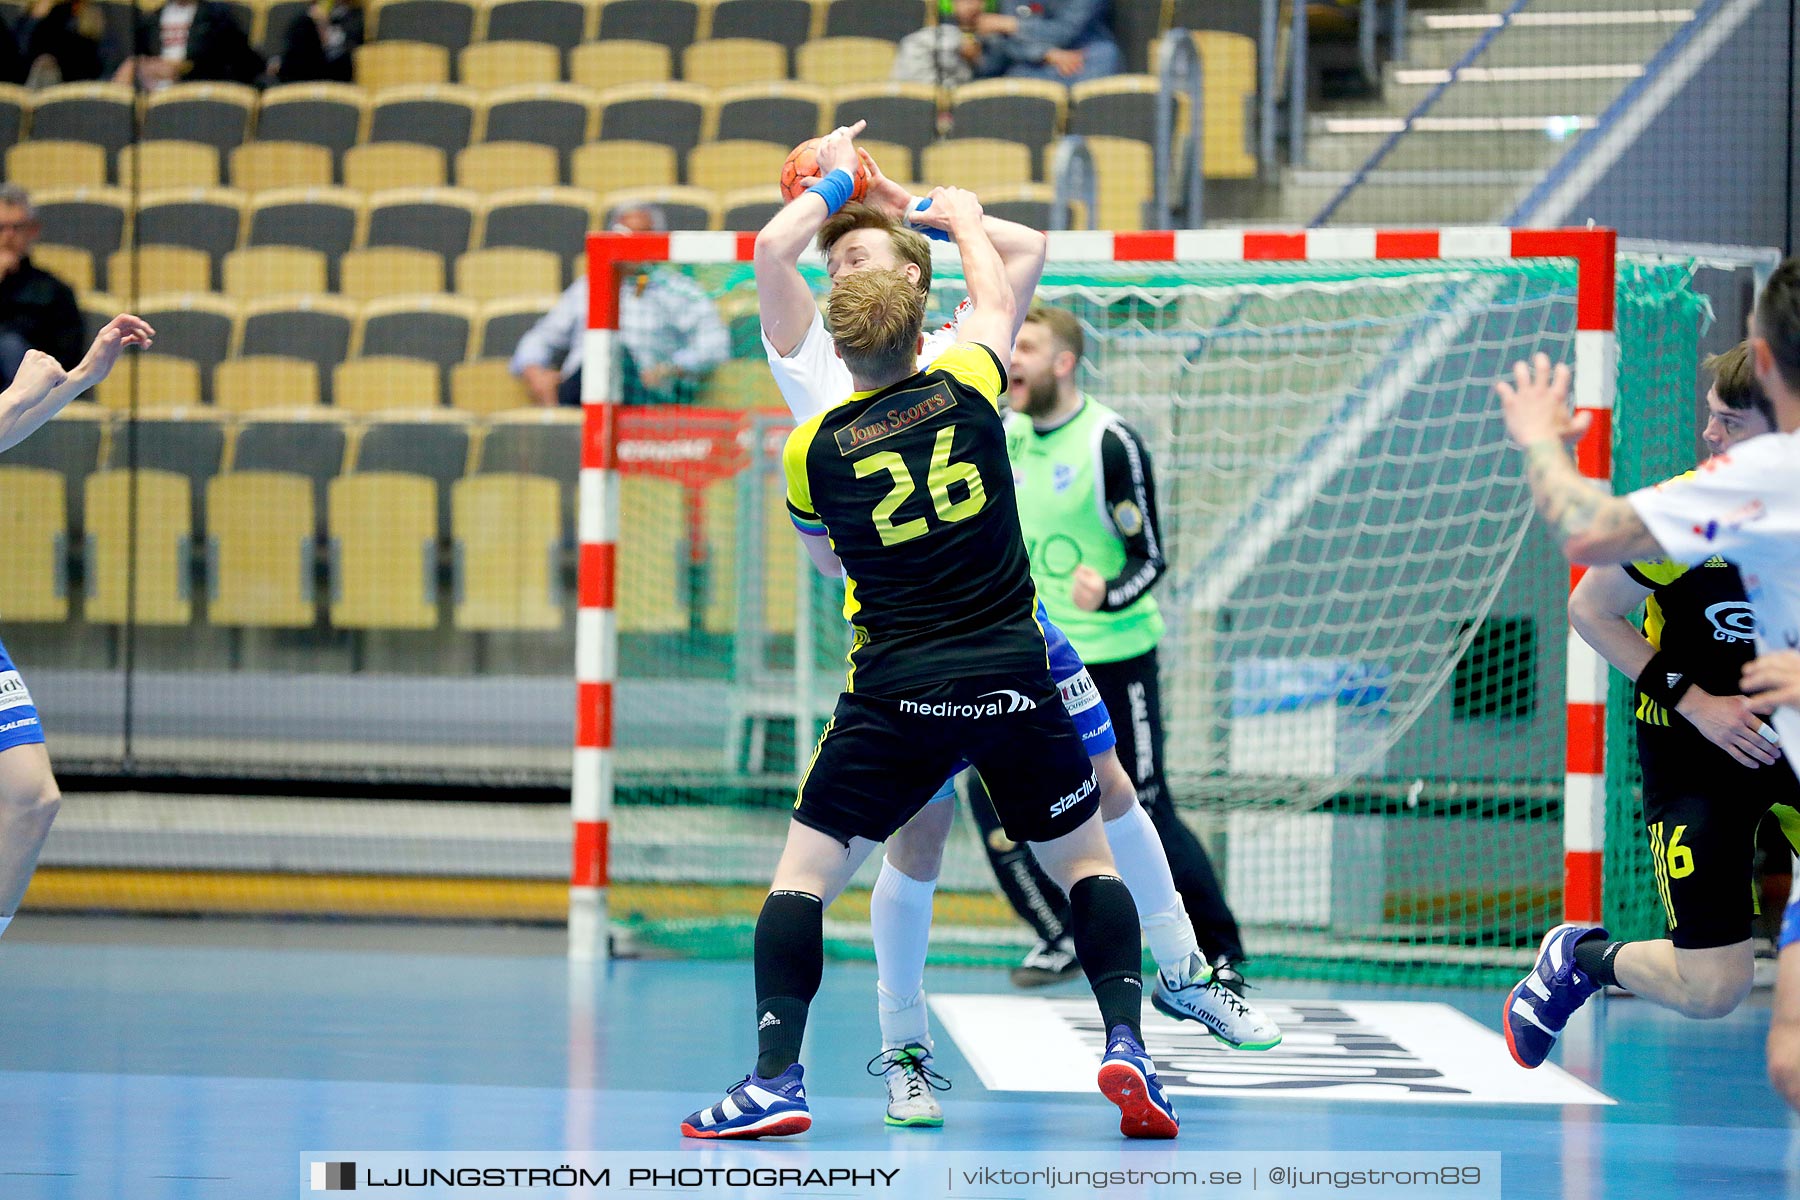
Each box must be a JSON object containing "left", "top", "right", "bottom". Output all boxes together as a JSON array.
[
  {"left": 758, "top": 1011, "right": 780, "bottom": 1030},
  {"left": 1667, "top": 673, "right": 1682, "bottom": 688}
]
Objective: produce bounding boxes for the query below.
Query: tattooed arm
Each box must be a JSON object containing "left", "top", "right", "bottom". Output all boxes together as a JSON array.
[{"left": 1498, "top": 353, "right": 1666, "bottom": 565}]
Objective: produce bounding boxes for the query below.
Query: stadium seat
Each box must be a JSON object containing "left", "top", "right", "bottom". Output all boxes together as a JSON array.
[
  {"left": 233, "top": 408, "right": 349, "bottom": 516},
  {"left": 1166, "top": 0, "right": 1260, "bottom": 39},
  {"left": 0, "top": 84, "right": 24, "bottom": 157},
  {"left": 571, "top": 140, "right": 679, "bottom": 194},
  {"left": 477, "top": 407, "right": 579, "bottom": 537},
  {"left": 718, "top": 185, "right": 781, "bottom": 232},
  {"left": 244, "top": 189, "right": 365, "bottom": 276},
  {"left": 363, "top": 188, "right": 480, "bottom": 273},
  {"left": 367, "top": 86, "right": 481, "bottom": 161},
  {"left": 616, "top": 474, "right": 684, "bottom": 632},
  {"left": 91, "top": 355, "right": 204, "bottom": 410},
  {"left": 327, "top": 471, "right": 440, "bottom": 629},
  {"left": 920, "top": 138, "right": 1034, "bottom": 192},
  {"left": 595, "top": 185, "right": 717, "bottom": 231},
  {"left": 596, "top": 0, "right": 698, "bottom": 59},
  {"left": 100, "top": 409, "right": 226, "bottom": 536},
  {"left": 448, "top": 359, "right": 530, "bottom": 413},
  {"left": 1193, "top": 31, "right": 1258, "bottom": 179},
  {"left": 688, "top": 140, "right": 787, "bottom": 196},
  {"left": 682, "top": 38, "right": 785, "bottom": 89},
  {"left": 229, "top": 142, "right": 336, "bottom": 194},
  {"left": 455, "top": 142, "right": 559, "bottom": 193},
  {"left": 706, "top": 0, "right": 815, "bottom": 71},
  {"left": 333, "top": 356, "right": 442, "bottom": 412},
  {"left": 135, "top": 188, "right": 248, "bottom": 285},
  {"left": 116, "top": 252, "right": 216, "bottom": 311},
  {"left": 700, "top": 356, "right": 785, "bottom": 408},
  {"left": 848, "top": 138, "right": 915, "bottom": 188},
  {"left": 343, "top": 143, "right": 449, "bottom": 194},
  {"left": 711, "top": 81, "right": 827, "bottom": 148},
  {"left": 34, "top": 189, "right": 128, "bottom": 278},
  {"left": 254, "top": 84, "right": 368, "bottom": 173},
  {"left": 451, "top": 472, "right": 563, "bottom": 630},
  {"left": 458, "top": 41, "right": 561, "bottom": 89},
  {"left": 456, "top": 247, "right": 562, "bottom": 299},
  {"left": 6, "top": 141, "right": 106, "bottom": 190},
  {"left": 1083, "top": 134, "right": 1155, "bottom": 230},
  {"left": 0, "top": 467, "right": 71, "bottom": 622},
  {"left": 2, "top": 405, "right": 104, "bottom": 538},
  {"left": 476, "top": 297, "right": 555, "bottom": 359},
  {"left": 238, "top": 297, "right": 359, "bottom": 404},
  {"left": 135, "top": 294, "right": 238, "bottom": 398},
  {"left": 28, "top": 83, "right": 135, "bottom": 162},
  {"left": 950, "top": 79, "right": 1067, "bottom": 179},
  {"left": 354, "top": 40, "right": 453, "bottom": 90},
  {"left": 480, "top": 0, "right": 593, "bottom": 53},
  {"left": 370, "top": 0, "right": 478, "bottom": 52},
  {"left": 830, "top": 83, "right": 937, "bottom": 174},
  {"left": 794, "top": 36, "right": 894, "bottom": 87},
  {"left": 261, "top": 0, "right": 311, "bottom": 60},
  {"left": 30, "top": 243, "right": 94, "bottom": 295},
  {"left": 340, "top": 247, "right": 447, "bottom": 302},
  {"left": 821, "top": 0, "right": 924, "bottom": 40},
  {"left": 981, "top": 182, "right": 1063, "bottom": 230},
  {"left": 221, "top": 246, "right": 330, "bottom": 299},
  {"left": 594, "top": 82, "right": 711, "bottom": 168},
  {"left": 568, "top": 40, "right": 672, "bottom": 90},
  {"left": 479, "top": 187, "right": 595, "bottom": 261},
  {"left": 142, "top": 83, "right": 256, "bottom": 154},
  {"left": 355, "top": 410, "right": 473, "bottom": 531},
  {"left": 358, "top": 293, "right": 479, "bottom": 376},
  {"left": 1069, "top": 75, "right": 1163, "bottom": 147},
  {"left": 83, "top": 468, "right": 193, "bottom": 625},
  {"left": 482, "top": 84, "right": 599, "bottom": 175},
  {"left": 205, "top": 471, "right": 318, "bottom": 628},
  {"left": 213, "top": 356, "right": 322, "bottom": 412}
]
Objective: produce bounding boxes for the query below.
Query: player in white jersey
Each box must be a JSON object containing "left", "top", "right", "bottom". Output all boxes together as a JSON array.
[
  {"left": 1495, "top": 258, "right": 1800, "bottom": 1099},
  {"left": 0, "top": 314, "right": 154, "bottom": 946},
  {"left": 756, "top": 123, "right": 1278, "bottom": 1127}
]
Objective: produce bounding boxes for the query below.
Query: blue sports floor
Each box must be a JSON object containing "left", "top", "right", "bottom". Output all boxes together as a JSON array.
[{"left": 0, "top": 916, "right": 1794, "bottom": 1199}]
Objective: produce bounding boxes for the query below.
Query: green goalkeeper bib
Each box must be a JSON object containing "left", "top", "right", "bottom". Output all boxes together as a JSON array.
[{"left": 1006, "top": 397, "right": 1163, "bottom": 664}]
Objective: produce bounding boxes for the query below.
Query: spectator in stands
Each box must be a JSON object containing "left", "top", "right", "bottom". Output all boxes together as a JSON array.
[
  {"left": 271, "top": 0, "right": 363, "bottom": 84},
  {"left": 14, "top": 0, "right": 105, "bottom": 84},
  {"left": 892, "top": 0, "right": 994, "bottom": 87},
  {"left": 114, "top": 0, "right": 262, "bottom": 89},
  {"left": 976, "top": 0, "right": 1121, "bottom": 84},
  {"left": 511, "top": 205, "right": 730, "bottom": 408},
  {"left": 0, "top": 185, "right": 83, "bottom": 390}
]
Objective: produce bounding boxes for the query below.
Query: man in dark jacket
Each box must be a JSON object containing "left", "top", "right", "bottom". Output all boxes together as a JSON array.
[
  {"left": 115, "top": 0, "right": 261, "bottom": 87},
  {"left": 0, "top": 185, "right": 82, "bottom": 390}
]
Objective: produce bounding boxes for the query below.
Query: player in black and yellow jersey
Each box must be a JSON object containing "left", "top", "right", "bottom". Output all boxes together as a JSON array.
[
  {"left": 1511, "top": 342, "right": 1800, "bottom": 1068},
  {"left": 681, "top": 185, "right": 1178, "bottom": 1141}
]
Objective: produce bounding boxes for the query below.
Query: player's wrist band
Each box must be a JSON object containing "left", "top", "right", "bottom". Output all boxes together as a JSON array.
[
  {"left": 810, "top": 168, "right": 857, "bottom": 216},
  {"left": 903, "top": 195, "right": 954, "bottom": 242},
  {"left": 1638, "top": 650, "right": 1695, "bottom": 710}
]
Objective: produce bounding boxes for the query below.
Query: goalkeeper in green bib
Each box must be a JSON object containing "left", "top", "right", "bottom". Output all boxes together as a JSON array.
[{"left": 964, "top": 302, "right": 1262, "bottom": 1007}]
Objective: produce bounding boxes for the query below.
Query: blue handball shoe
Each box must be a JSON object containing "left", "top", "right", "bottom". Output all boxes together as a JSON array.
[
  {"left": 1096, "top": 1026, "right": 1179, "bottom": 1139},
  {"left": 680, "top": 1063, "right": 811, "bottom": 1139},
  {"left": 1504, "top": 923, "right": 1605, "bottom": 1069}
]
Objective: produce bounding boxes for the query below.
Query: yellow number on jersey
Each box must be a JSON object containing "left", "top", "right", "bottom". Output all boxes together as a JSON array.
[
  {"left": 853, "top": 451, "right": 929, "bottom": 547},
  {"left": 851, "top": 429, "right": 987, "bottom": 547}
]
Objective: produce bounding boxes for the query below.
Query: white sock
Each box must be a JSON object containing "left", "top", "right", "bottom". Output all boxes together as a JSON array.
[
  {"left": 871, "top": 857, "right": 936, "bottom": 1047},
  {"left": 0, "top": 915, "right": 10, "bottom": 940},
  {"left": 1104, "top": 806, "right": 1198, "bottom": 972}
]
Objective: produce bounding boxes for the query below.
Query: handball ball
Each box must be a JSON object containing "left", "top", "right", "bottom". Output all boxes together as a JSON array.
[{"left": 780, "top": 139, "right": 871, "bottom": 204}]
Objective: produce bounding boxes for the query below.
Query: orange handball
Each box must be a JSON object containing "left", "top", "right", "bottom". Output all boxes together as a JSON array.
[{"left": 780, "top": 138, "right": 872, "bottom": 204}]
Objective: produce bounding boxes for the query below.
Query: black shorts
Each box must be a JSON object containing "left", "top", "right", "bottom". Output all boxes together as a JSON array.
[
  {"left": 1640, "top": 729, "right": 1800, "bottom": 948},
  {"left": 795, "top": 673, "right": 1099, "bottom": 847}
]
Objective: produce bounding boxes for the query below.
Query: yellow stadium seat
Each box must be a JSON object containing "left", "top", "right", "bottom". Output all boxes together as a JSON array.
[
  {"left": 617, "top": 475, "right": 686, "bottom": 633},
  {"left": 355, "top": 40, "right": 452, "bottom": 90},
  {"left": 109, "top": 245, "right": 212, "bottom": 295},
  {"left": 221, "top": 246, "right": 330, "bottom": 299},
  {"left": 1194, "top": 31, "right": 1258, "bottom": 179},
  {"left": 795, "top": 36, "right": 892, "bottom": 87},
  {"left": 455, "top": 248, "right": 562, "bottom": 300},
  {"left": 6, "top": 141, "right": 106, "bottom": 190},
  {"left": 91, "top": 355, "right": 204, "bottom": 410},
  {"left": 920, "top": 138, "right": 1033, "bottom": 193},
  {"left": 31, "top": 243, "right": 93, "bottom": 295},
  {"left": 458, "top": 40, "right": 561, "bottom": 89},
  {"left": 339, "top": 247, "right": 446, "bottom": 302},
  {"left": 454, "top": 142, "right": 559, "bottom": 194},
  {"left": 569, "top": 39, "right": 672, "bottom": 90},
  {"left": 206, "top": 471, "right": 318, "bottom": 627},
  {"left": 571, "top": 140, "right": 680, "bottom": 194},
  {"left": 451, "top": 472, "right": 562, "bottom": 630},
  {"left": 0, "top": 467, "right": 70, "bottom": 621},
  {"left": 687, "top": 139, "right": 787, "bottom": 195},
  {"left": 333, "top": 357, "right": 442, "bottom": 412},
  {"left": 328, "top": 472, "right": 440, "bottom": 629},
  {"left": 700, "top": 357, "right": 785, "bottom": 409},
  {"left": 84, "top": 468, "right": 192, "bottom": 625},
  {"left": 229, "top": 141, "right": 335, "bottom": 193},
  {"left": 342, "top": 143, "right": 449, "bottom": 193},
  {"left": 214, "top": 356, "right": 322, "bottom": 412},
  {"left": 116, "top": 140, "right": 221, "bottom": 191},
  {"left": 1083, "top": 135, "right": 1154, "bottom": 231},
  {"left": 682, "top": 37, "right": 785, "bottom": 89},
  {"left": 449, "top": 359, "right": 531, "bottom": 414}
]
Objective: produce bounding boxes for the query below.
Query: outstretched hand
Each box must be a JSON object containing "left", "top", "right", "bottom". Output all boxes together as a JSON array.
[
  {"left": 1496, "top": 352, "right": 1586, "bottom": 448},
  {"left": 813, "top": 120, "right": 865, "bottom": 177},
  {"left": 856, "top": 145, "right": 912, "bottom": 220},
  {"left": 70, "top": 313, "right": 155, "bottom": 391}
]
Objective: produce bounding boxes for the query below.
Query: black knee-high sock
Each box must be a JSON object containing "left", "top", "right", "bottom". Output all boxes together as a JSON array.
[
  {"left": 753, "top": 890, "right": 823, "bottom": 1078},
  {"left": 968, "top": 770, "right": 1071, "bottom": 941},
  {"left": 1067, "top": 874, "right": 1144, "bottom": 1043}
]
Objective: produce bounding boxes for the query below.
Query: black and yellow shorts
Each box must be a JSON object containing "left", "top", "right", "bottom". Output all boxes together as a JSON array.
[{"left": 795, "top": 672, "right": 1099, "bottom": 848}]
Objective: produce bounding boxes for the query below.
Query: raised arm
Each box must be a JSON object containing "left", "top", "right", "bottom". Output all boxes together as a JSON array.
[
  {"left": 936, "top": 188, "right": 1016, "bottom": 365},
  {"left": 0, "top": 314, "right": 154, "bottom": 453},
  {"left": 755, "top": 121, "right": 866, "bottom": 356}
]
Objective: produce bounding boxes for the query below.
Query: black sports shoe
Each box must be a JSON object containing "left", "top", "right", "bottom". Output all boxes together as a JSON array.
[{"left": 1010, "top": 936, "right": 1080, "bottom": 987}]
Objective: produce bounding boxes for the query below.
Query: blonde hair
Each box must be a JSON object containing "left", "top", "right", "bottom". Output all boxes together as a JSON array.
[
  {"left": 818, "top": 203, "right": 933, "bottom": 297},
  {"left": 827, "top": 267, "right": 925, "bottom": 383}
]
